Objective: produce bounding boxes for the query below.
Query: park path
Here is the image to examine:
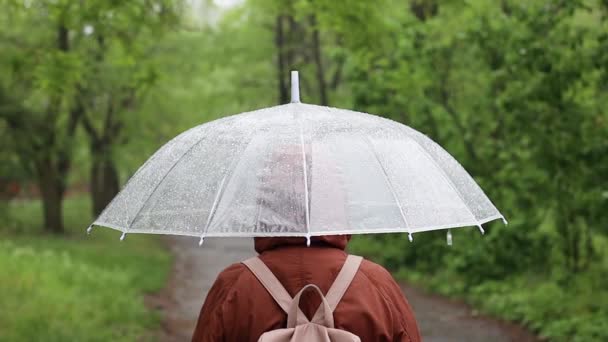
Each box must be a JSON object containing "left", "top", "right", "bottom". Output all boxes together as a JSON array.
[{"left": 147, "top": 236, "right": 538, "bottom": 342}]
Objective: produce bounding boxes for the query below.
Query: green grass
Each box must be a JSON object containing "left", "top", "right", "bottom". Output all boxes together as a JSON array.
[
  {"left": 349, "top": 234, "right": 608, "bottom": 342},
  {"left": 0, "top": 197, "right": 172, "bottom": 342}
]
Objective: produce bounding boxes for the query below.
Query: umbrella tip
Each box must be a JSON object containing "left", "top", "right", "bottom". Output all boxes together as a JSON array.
[
  {"left": 477, "top": 224, "right": 485, "bottom": 235},
  {"left": 198, "top": 236, "right": 204, "bottom": 246},
  {"left": 120, "top": 232, "right": 126, "bottom": 241},
  {"left": 86, "top": 225, "right": 93, "bottom": 235},
  {"left": 408, "top": 233, "right": 413, "bottom": 242},
  {"left": 306, "top": 234, "right": 311, "bottom": 247},
  {"left": 447, "top": 230, "right": 453, "bottom": 246},
  {"left": 291, "top": 70, "right": 300, "bottom": 103},
  {"left": 501, "top": 217, "right": 508, "bottom": 225}
]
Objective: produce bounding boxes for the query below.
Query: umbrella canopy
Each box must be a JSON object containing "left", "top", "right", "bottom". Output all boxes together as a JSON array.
[{"left": 90, "top": 71, "right": 505, "bottom": 244}]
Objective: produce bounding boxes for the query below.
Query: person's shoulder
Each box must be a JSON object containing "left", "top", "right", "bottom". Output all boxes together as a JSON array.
[
  {"left": 358, "top": 257, "right": 396, "bottom": 282},
  {"left": 215, "top": 261, "right": 251, "bottom": 286},
  {"left": 204, "top": 262, "right": 252, "bottom": 304},
  {"left": 356, "top": 257, "right": 406, "bottom": 297}
]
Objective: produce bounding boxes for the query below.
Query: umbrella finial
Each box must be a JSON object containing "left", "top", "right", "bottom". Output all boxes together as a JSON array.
[{"left": 291, "top": 70, "right": 300, "bottom": 103}]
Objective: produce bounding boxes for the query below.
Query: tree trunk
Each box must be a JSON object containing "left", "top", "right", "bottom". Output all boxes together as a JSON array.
[
  {"left": 90, "top": 144, "right": 120, "bottom": 216},
  {"left": 310, "top": 15, "right": 328, "bottom": 106},
  {"left": 275, "top": 15, "right": 289, "bottom": 104},
  {"left": 410, "top": 0, "right": 439, "bottom": 21},
  {"left": 35, "top": 22, "right": 76, "bottom": 234},
  {"left": 286, "top": 15, "right": 297, "bottom": 69},
  {"left": 37, "top": 159, "right": 65, "bottom": 234}
]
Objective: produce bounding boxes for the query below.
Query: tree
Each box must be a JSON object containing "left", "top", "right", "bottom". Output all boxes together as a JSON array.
[
  {"left": 343, "top": 0, "right": 608, "bottom": 274},
  {"left": 1, "top": 1, "right": 86, "bottom": 233},
  {"left": 74, "top": 0, "right": 180, "bottom": 215},
  {"left": 0, "top": 0, "right": 182, "bottom": 228}
]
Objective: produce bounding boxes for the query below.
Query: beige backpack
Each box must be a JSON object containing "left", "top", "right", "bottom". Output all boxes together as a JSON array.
[{"left": 242, "top": 255, "right": 363, "bottom": 342}]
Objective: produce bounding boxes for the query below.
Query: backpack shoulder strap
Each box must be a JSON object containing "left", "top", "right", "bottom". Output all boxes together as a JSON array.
[
  {"left": 311, "top": 254, "right": 363, "bottom": 323},
  {"left": 242, "top": 256, "right": 306, "bottom": 319}
]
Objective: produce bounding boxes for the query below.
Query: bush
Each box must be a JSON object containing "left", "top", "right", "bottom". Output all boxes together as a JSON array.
[
  {"left": 0, "top": 197, "right": 171, "bottom": 341},
  {"left": 349, "top": 233, "right": 608, "bottom": 342}
]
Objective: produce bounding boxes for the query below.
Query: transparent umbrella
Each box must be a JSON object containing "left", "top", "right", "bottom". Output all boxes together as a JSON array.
[{"left": 89, "top": 71, "right": 506, "bottom": 246}]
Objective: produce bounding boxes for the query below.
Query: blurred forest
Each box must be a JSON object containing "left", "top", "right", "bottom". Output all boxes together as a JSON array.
[{"left": 1, "top": 0, "right": 607, "bottom": 341}]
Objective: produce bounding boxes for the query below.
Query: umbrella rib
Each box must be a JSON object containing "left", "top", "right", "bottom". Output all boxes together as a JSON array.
[
  {"left": 127, "top": 135, "right": 210, "bottom": 229},
  {"left": 297, "top": 110, "right": 311, "bottom": 242},
  {"left": 200, "top": 135, "right": 254, "bottom": 240},
  {"left": 93, "top": 127, "right": 173, "bottom": 229},
  {"left": 364, "top": 137, "right": 411, "bottom": 233},
  {"left": 200, "top": 174, "right": 228, "bottom": 240},
  {"left": 408, "top": 136, "right": 482, "bottom": 226}
]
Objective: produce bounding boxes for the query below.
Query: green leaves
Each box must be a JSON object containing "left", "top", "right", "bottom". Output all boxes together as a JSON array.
[{"left": 343, "top": 1, "right": 608, "bottom": 339}]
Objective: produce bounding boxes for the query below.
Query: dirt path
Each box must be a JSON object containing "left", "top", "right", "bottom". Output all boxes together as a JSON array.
[
  {"left": 147, "top": 237, "right": 255, "bottom": 341},
  {"left": 149, "top": 237, "right": 538, "bottom": 342},
  {"left": 400, "top": 285, "right": 538, "bottom": 342}
]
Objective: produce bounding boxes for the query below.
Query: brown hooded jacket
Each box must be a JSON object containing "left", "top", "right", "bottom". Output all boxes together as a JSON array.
[{"left": 192, "top": 235, "right": 421, "bottom": 342}]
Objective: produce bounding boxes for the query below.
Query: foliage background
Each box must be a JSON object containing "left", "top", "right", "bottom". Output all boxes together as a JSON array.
[{"left": 1, "top": 0, "right": 607, "bottom": 341}]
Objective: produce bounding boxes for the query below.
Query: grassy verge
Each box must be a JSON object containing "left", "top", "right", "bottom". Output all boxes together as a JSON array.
[
  {"left": 0, "top": 197, "right": 172, "bottom": 342},
  {"left": 349, "top": 234, "right": 608, "bottom": 342}
]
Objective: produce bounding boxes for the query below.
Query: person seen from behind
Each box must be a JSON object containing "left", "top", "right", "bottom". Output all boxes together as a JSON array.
[{"left": 192, "top": 145, "right": 421, "bottom": 341}]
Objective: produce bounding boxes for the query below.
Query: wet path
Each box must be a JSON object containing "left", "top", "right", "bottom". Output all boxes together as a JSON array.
[
  {"left": 401, "top": 285, "right": 538, "bottom": 342},
  {"left": 149, "top": 237, "right": 538, "bottom": 342},
  {"left": 147, "top": 237, "right": 255, "bottom": 341}
]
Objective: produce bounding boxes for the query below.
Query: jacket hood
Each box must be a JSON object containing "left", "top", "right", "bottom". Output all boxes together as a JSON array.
[{"left": 254, "top": 235, "right": 351, "bottom": 254}]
